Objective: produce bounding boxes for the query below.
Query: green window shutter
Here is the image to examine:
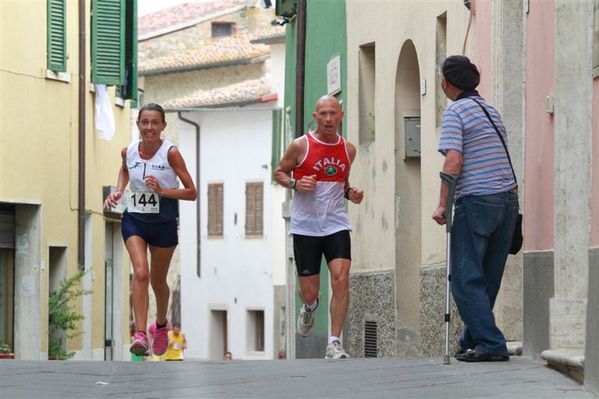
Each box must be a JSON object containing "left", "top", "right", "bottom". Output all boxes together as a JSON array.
[
  {"left": 47, "top": 0, "right": 67, "bottom": 72},
  {"left": 118, "top": 0, "right": 138, "bottom": 104},
  {"left": 92, "top": 0, "right": 125, "bottom": 85}
]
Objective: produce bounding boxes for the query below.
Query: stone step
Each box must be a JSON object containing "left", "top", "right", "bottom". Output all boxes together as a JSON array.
[
  {"left": 541, "top": 348, "right": 585, "bottom": 383},
  {"left": 508, "top": 340, "right": 523, "bottom": 356}
]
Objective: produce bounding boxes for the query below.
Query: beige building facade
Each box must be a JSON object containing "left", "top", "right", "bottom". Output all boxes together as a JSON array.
[
  {"left": 343, "top": 0, "right": 523, "bottom": 357},
  {"left": 1, "top": 0, "right": 134, "bottom": 360}
]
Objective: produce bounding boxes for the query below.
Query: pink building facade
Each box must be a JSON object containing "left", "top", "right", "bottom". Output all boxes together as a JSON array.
[{"left": 474, "top": 0, "right": 598, "bottom": 391}]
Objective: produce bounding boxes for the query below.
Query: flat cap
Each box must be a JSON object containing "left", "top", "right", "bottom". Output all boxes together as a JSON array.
[{"left": 442, "top": 55, "right": 480, "bottom": 90}]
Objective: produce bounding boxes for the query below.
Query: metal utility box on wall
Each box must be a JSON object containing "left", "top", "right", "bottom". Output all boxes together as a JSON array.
[
  {"left": 276, "top": 0, "right": 297, "bottom": 18},
  {"left": 404, "top": 116, "right": 421, "bottom": 158}
]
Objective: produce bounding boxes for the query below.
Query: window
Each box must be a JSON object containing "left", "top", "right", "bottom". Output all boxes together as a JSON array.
[
  {"left": 245, "top": 182, "right": 263, "bottom": 237},
  {"left": 212, "top": 22, "right": 235, "bottom": 38},
  {"left": 92, "top": 0, "right": 138, "bottom": 103},
  {"left": 358, "top": 43, "right": 376, "bottom": 145},
  {"left": 208, "top": 183, "right": 224, "bottom": 237},
  {"left": 47, "top": 0, "right": 67, "bottom": 72},
  {"left": 247, "top": 310, "right": 264, "bottom": 352}
]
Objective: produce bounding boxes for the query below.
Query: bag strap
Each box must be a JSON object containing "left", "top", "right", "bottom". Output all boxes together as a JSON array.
[{"left": 470, "top": 98, "right": 518, "bottom": 186}]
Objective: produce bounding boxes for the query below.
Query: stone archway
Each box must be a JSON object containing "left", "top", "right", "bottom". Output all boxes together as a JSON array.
[{"left": 394, "top": 40, "right": 422, "bottom": 356}]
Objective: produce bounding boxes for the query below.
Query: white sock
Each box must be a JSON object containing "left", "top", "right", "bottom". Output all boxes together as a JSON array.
[
  {"left": 328, "top": 336, "right": 340, "bottom": 345},
  {"left": 306, "top": 299, "right": 318, "bottom": 311}
]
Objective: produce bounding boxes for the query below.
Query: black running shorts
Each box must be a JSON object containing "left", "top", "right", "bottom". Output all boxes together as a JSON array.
[
  {"left": 293, "top": 230, "right": 351, "bottom": 277},
  {"left": 121, "top": 212, "right": 178, "bottom": 248}
]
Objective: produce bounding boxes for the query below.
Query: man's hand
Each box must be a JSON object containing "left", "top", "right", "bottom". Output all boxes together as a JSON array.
[
  {"left": 432, "top": 206, "right": 446, "bottom": 225},
  {"left": 296, "top": 175, "right": 317, "bottom": 192},
  {"left": 347, "top": 187, "right": 364, "bottom": 204}
]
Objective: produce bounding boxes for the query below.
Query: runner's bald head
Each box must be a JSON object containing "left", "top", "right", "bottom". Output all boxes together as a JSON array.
[{"left": 315, "top": 95, "right": 340, "bottom": 112}]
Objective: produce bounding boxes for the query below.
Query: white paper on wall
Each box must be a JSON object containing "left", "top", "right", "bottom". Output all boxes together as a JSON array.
[{"left": 95, "top": 84, "right": 115, "bottom": 140}]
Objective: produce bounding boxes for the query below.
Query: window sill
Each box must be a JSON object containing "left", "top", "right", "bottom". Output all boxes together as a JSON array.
[
  {"left": 45, "top": 70, "right": 71, "bottom": 83},
  {"left": 245, "top": 234, "right": 264, "bottom": 239},
  {"left": 115, "top": 97, "right": 126, "bottom": 108}
]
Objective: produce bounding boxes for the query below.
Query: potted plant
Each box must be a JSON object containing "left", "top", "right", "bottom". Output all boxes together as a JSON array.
[
  {"left": 48, "top": 270, "right": 93, "bottom": 360},
  {"left": 0, "top": 342, "right": 14, "bottom": 359}
]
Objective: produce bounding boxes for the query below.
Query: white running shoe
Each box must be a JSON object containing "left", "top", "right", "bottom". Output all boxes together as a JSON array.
[
  {"left": 297, "top": 299, "right": 318, "bottom": 337},
  {"left": 325, "top": 340, "right": 350, "bottom": 359}
]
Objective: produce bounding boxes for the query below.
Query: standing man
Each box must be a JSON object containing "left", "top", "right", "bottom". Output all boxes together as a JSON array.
[
  {"left": 432, "top": 55, "right": 519, "bottom": 362},
  {"left": 275, "top": 95, "right": 364, "bottom": 359}
]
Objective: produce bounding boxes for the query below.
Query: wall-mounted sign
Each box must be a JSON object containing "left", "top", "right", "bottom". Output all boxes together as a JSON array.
[{"left": 327, "top": 54, "right": 341, "bottom": 95}]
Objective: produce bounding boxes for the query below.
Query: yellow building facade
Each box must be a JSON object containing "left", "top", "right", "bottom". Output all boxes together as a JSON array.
[{"left": 0, "top": 0, "right": 135, "bottom": 360}]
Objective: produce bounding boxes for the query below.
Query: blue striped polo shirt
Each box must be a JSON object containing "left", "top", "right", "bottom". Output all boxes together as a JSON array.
[{"left": 438, "top": 95, "right": 516, "bottom": 198}]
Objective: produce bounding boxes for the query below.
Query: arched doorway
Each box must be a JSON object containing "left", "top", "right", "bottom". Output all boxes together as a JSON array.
[{"left": 394, "top": 40, "right": 422, "bottom": 356}]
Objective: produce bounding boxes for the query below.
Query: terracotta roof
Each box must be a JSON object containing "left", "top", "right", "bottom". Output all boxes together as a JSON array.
[
  {"left": 163, "top": 77, "right": 274, "bottom": 109},
  {"left": 250, "top": 26, "right": 286, "bottom": 44},
  {"left": 139, "top": 0, "right": 246, "bottom": 37},
  {"left": 139, "top": 35, "right": 270, "bottom": 76}
]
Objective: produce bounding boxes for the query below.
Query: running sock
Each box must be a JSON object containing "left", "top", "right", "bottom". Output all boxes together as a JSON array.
[
  {"left": 328, "top": 336, "right": 340, "bottom": 345},
  {"left": 306, "top": 299, "right": 318, "bottom": 312},
  {"left": 156, "top": 321, "right": 168, "bottom": 329}
]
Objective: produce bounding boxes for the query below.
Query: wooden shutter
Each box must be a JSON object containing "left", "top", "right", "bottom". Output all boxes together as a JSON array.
[
  {"left": 245, "top": 182, "right": 263, "bottom": 237},
  {"left": 92, "top": 0, "right": 125, "bottom": 85},
  {"left": 120, "top": 0, "right": 138, "bottom": 104},
  {"left": 208, "top": 184, "right": 223, "bottom": 237},
  {"left": 47, "top": 0, "right": 67, "bottom": 72}
]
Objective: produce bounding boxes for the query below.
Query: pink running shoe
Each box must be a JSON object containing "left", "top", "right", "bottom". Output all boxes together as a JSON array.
[
  {"left": 148, "top": 322, "right": 171, "bottom": 356},
  {"left": 129, "top": 331, "right": 149, "bottom": 356}
]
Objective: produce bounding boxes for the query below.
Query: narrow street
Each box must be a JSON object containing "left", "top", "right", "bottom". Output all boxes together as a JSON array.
[{"left": 0, "top": 356, "right": 594, "bottom": 399}]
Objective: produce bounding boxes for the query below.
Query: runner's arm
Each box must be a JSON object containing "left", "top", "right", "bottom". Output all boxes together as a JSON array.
[
  {"left": 344, "top": 142, "right": 363, "bottom": 204},
  {"left": 153, "top": 146, "right": 197, "bottom": 201}
]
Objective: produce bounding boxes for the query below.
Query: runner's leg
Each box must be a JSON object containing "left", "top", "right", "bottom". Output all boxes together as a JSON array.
[
  {"left": 149, "top": 245, "right": 176, "bottom": 324},
  {"left": 125, "top": 236, "right": 150, "bottom": 332},
  {"left": 328, "top": 258, "right": 351, "bottom": 337}
]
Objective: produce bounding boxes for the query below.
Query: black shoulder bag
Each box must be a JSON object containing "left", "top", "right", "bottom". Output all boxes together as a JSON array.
[{"left": 471, "top": 99, "right": 523, "bottom": 255}]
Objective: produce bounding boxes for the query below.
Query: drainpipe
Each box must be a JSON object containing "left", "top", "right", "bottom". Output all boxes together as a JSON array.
[
  {"left": 285, "top": 0, "right": 307, "bottom": 361},
  {"left": 295, "top": 0, "right": 306, "bottom": 138},
  {"left": 177, "top": 112, "right": 201, "bottom": 277},
  {"left": 77, "top": 0, "right": 86, "bottom": 271}
]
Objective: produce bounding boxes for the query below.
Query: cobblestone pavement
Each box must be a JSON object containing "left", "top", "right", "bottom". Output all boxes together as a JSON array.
[{"left": 0, "top": 356, "right": 596, "bottom": 399}]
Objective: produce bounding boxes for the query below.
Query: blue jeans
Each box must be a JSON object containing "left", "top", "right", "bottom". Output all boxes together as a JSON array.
[{"left": 451, "top": 191, "right": 519, "bottom": 355}]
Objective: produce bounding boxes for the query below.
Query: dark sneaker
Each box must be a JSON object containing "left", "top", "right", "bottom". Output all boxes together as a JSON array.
[{"left": 455, "top": 349, "right": 509, "bottom": 362}]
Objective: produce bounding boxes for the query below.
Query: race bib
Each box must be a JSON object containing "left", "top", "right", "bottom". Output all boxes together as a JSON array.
[
  {"left": 128, "top": 191, "right": 160, "bottom": 213},
  {"left": 173, "top": 343, "right": 181, "bottom": 350}
]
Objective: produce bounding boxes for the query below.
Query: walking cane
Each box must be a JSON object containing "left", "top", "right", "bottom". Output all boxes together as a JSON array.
[{"left": 440, "top": 172, "right": 457, "bottom": 365}]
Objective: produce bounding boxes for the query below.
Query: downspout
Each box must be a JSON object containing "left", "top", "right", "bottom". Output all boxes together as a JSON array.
[
  {"left": 177, "top": 112, "right": 201, "bottom": 277},
  {"left": 286, "top": 0, "right": 307, "bottom": 360},
  {"left": 78, "top": 0, "right": 86, "bottom": 271},
  {"left": 295, "top": 0, "right": 306, "bottom": 138}
]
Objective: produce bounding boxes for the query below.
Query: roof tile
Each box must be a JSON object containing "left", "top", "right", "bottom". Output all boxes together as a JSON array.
[
  {"left": 163, "top": 77, "right": 273, "bottom": 109},
  {"left": 139, "top": 0, "right": 246, "bottom": 37},
  {"left": 139, "top": 34, "right": 270, "bottom": 76}
]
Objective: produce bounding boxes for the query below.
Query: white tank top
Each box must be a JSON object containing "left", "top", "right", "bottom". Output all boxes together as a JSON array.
[
  {"left": 289, "top": 132, "right": 351, "bottom": 236},
  {"left": 126, "top": 139, "right": 179, "bottom": 222},
  {"left": 126, "top": 139, "right": 178, "bottom": 191}
]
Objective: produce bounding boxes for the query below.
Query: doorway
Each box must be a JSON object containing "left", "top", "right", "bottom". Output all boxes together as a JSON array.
[
  {"left": 209, "top": 310, "right": 228, "bottom": 360},
  {"left": 394, "top": 40, "right": 422, "bottom": 356}
]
